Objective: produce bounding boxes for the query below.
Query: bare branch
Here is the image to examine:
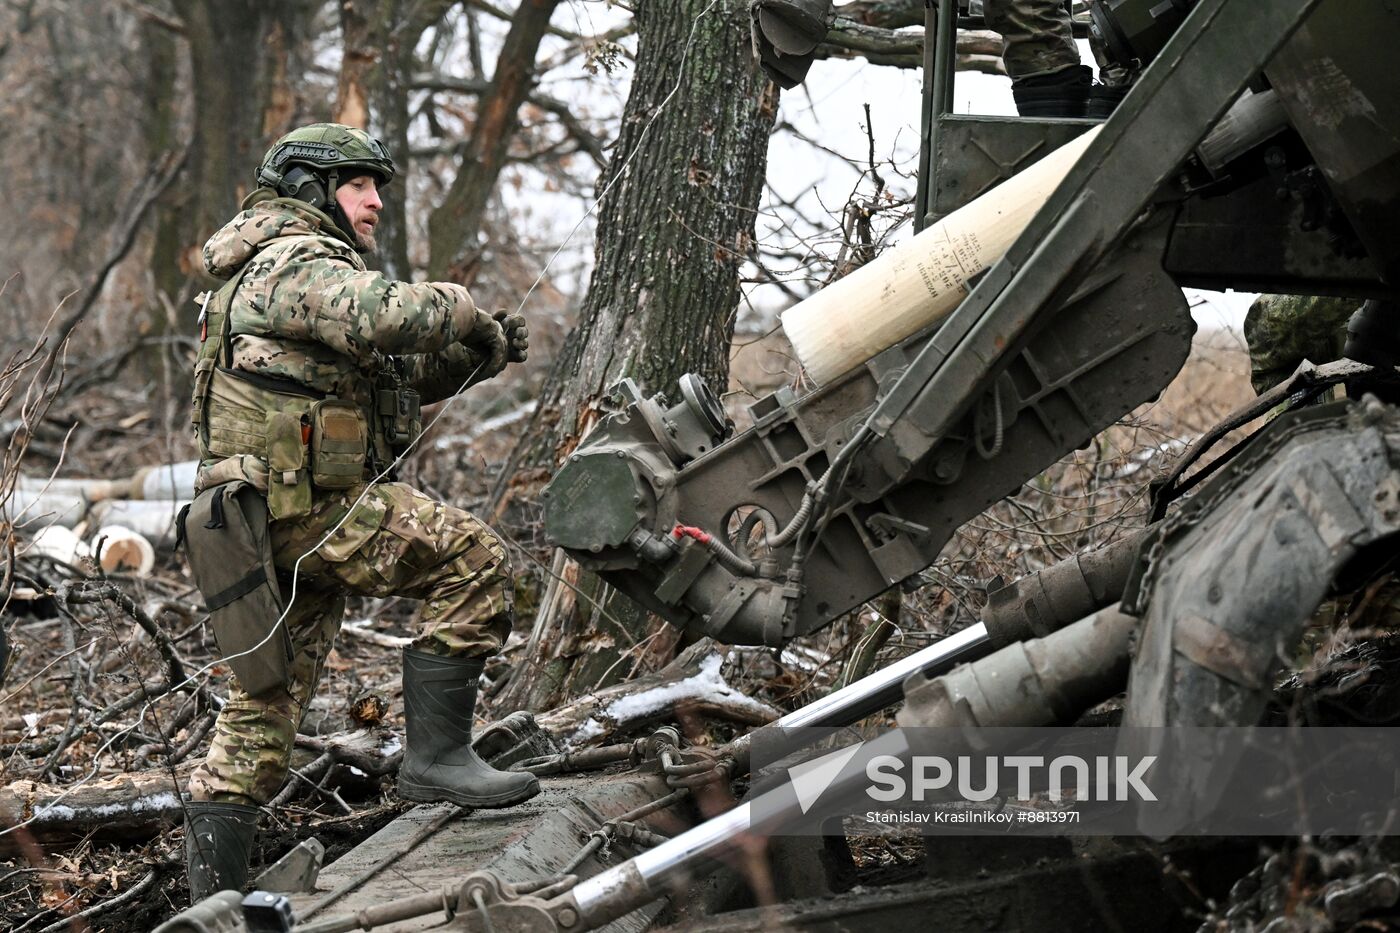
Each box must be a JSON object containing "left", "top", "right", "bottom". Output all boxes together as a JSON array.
[{"left": 817, "top": 19, "right": 1005, "bottom": 73}]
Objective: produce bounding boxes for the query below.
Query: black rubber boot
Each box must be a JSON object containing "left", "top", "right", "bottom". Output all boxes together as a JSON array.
[
  {"left": 399, "top": 648, "right": 541, "bottom": 808},
  {"left": 184, "top": 801, "right": 258, "bottom": 903},
  {"left": 1011, "top": 64, "right": 1092, "bottom": 118},
  {"left": 1088, "top": 83, "right": 1130, "bottom": 120}
]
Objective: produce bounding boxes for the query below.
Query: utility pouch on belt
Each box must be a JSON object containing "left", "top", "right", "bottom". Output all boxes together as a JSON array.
[
  {"left": 376, "top": 385, "right": 422, "bottom": 459},
  {"left": 310, "top": 399, "right": 368, "bottom": 488},
  {"left": 266, "top": 411, "right": 313, "bottom": 519},
  {"left": 180, "top": 482, "right": 293, "bottom": 698},
  {"left": 375, "top": 364, "right": 417, "bottom": 462}
]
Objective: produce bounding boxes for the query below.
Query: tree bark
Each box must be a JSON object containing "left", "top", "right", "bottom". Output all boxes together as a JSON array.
[
  {"left": 492, "top": 0, "right": 777, "bottom": 711},
  {"left": 335, "top": 0, "right": 457, "bottom": 280},
  {"left": 143, "top": 17, "right": 186, "bottom": 316},
  {"left": 0, "top": 770, "right": 189, "bottom": 852},
  {"left": 425, "top": 0, "right": 564, "bottom": 282},
  {"left": 535, "top": 644, "right": 781, "bottom": 748},
  {"left": 171, "top": 0, "right": 312, "bottom": 281}
]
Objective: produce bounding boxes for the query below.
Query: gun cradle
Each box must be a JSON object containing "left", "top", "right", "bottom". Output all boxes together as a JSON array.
[{"left": 544, "top": 215, "right": 1193, "bottom": 646}]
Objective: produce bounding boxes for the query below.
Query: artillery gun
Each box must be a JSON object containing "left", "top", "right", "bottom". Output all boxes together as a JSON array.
[{"left": 162, "top": 0, "right": 1400, "bottom": 929}]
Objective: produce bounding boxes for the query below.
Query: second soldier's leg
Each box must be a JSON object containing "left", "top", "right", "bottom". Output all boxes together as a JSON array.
[
  {"left": 185, "top": 579, "right": 345, "bottom": 899},
  {"left": 983, "top": 0, "right": 1089, "bottom": 116}
]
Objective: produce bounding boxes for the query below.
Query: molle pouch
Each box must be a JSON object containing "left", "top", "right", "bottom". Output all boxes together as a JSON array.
[
  {"left": 266, "top": 410, "right": 312, "bottom": 519},
  {"left": 180, "top": 482, "right": 293, "bottom": 698},
  {"left": 190, "top": 356, "right": 216, "bottom": 431},
  {"left": 310, "top": 399, "right": 368, "bottom": 489},
  {"left": 377, "top": 386, "right": 422, "bottom": 456}
]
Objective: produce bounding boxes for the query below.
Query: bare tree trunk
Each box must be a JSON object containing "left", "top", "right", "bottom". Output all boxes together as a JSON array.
[
  {"left": 426, "top": 0, "right": 563, "bottom": 282},
  {"left": 336, "top": 0, "right": 456, "bottom": 280},
  {"left": 172, "top": 0, "right": 312, "bottom": 279},
  {"left": 336, "top": 0, "right": 407, "bottom": 277},
  {"left": 143, "top": 18, "right": 186, "bottom": 314},
  {"left": 493, "top": 0, "right": 777, "bottom": 711}
]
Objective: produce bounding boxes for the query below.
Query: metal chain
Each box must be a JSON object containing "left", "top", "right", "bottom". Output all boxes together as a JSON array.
[{"left": 1131, "top": 403, "right": 1354, "bottom": 615}]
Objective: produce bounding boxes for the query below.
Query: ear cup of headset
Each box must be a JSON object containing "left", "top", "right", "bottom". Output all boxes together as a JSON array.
[{"left": 278, "top": 165, "right": 330, "bottom": 210}]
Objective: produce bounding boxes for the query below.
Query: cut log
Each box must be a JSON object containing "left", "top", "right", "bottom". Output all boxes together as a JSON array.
[
  {"left": 93, "top": 525, "right": 156, "bottom": 576},
  {"left": 86, "top": 499, "right": 187, "bottom": 548},
  {"left": 0, "top": 768, "right": 189, "bottom": 852},
  {"left": 128, "top": 461, "right": 198, "bottom": 500},
  {"left": 9, "top": 489, "right": 88, "bottom": 529},
  {"left": 15, "top": 475, "right": 124, "bottom": 501}
]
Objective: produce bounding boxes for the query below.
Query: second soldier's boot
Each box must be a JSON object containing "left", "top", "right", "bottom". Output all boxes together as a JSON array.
[
  {"left": 184, "top": 800, "right": 259, "bottom": 903},
  {"left": 398, "top": 648, "right": 541, "bottom": 808},
  {"left": 1011, "top": 64, "right": 1092, "bottom": 118}
]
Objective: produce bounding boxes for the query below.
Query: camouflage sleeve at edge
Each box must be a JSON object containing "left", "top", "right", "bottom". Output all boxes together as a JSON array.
[{"left": 270, "top": 242, "right": 480, "bottom": 360}]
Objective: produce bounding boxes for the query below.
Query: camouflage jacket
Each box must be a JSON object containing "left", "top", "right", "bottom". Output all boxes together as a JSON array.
[{"left": 202, "top": 190, "right": 492, "bottom": 409}]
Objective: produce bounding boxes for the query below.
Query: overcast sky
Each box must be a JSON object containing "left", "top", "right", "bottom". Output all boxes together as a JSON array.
[{"left": 761, "top": 37, "right": 1257, "bottom": 332}]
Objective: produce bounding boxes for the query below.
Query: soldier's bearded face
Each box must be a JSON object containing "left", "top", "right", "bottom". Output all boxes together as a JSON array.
[{"left": 336, "top": 175, "right": 383, "bottom": 253}]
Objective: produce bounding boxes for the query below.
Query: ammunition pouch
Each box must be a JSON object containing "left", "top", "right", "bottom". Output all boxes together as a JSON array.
[
  {"left": 310, "top": 399, "right": 369, "bottom": 488},
  {"left": 180, "top": 482, "right": 293, "bottom": 698},
  {"left": 203, "top": 369, "right": 325, "bottom": 519},
  {"left": 266, "top": 409, "right": 312, "bottom": 519}
]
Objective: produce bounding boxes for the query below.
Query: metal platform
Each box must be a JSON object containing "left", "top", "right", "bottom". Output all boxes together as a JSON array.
[{"left": 289, "top": 772, "right": 694, "bottom": 932}]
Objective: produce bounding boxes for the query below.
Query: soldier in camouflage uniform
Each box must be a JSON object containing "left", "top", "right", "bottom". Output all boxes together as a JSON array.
[
  {"left": 982, "top": 0, "right": 1131, "bottom": 118},
  {"left": 1244, "top": 293, "right": 1357, "bottom": 395},
  {"left": 983, "top": 0, "right": 1089, "bottom": 117},
  {"left": 182, "top": 123, "right": 536, "bottom": 901}
]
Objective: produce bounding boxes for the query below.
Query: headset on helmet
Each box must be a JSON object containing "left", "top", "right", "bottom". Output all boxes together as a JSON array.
[{"left": 255, "top": 123, "right": 396, "bottom": 249}]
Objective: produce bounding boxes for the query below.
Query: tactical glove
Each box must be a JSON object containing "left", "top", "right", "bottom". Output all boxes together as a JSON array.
[
  {"left": 492, "top": 310, "right": 529, "bottom": 363},
  {"left": 464, "top": 309, "right": 509, "bottom": 376}
]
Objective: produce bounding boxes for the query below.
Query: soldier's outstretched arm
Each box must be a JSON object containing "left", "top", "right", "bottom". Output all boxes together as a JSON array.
[
  {"left": 275, "top": 248, "right": 491, "bottom": 359},
  {"left": 398, "top": 309, "right": 527, "bottom": 402}
]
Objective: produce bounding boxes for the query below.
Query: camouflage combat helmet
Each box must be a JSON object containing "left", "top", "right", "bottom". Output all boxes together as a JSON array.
[{"left": 255, "top": 123, "right": 395, "bottom": 249}]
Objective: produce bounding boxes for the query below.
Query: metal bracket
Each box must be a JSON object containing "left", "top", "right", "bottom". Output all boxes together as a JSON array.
[
  {"left": 450, "top": 871, "right": 568, "bottom": 932},
  {"left": 253, "top": 839, "right": 323, "bottom": 895},
  {"left": 653, "top": 538, "right": 711, "bottom": 606}
]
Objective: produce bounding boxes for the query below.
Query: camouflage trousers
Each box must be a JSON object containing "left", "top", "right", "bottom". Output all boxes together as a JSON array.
[
  {"left": 188, "top": 481, "right": 513, "bottom": 805},
  {"left": 983, "top": 0, "right": 1081, "bottom": 79}
]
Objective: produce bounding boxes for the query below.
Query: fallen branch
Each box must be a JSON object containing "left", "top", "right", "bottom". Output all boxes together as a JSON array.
[
  {"left": 35, "top": 864, "right": 161, "bottom": 933},
  {"left": 63, "top": 580, "right": 189, "bottom": 691},
  {"left": 536, "top": 645, "right": 781, "bottom": 748},
  {"left": 0, "top": 769, "right": 188, "bottom": 846},
  {"left": 271, "top": 752, "right": 332, "bottom": 809},
  {"left": 36, "top": 612, "right": 84, "bottom": 781},
  {"left": 4, "top": 679, "right": 174, "bottom": 760},
  {"left": 295, "top": 727, "right": 404, "bottom": 778}
]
